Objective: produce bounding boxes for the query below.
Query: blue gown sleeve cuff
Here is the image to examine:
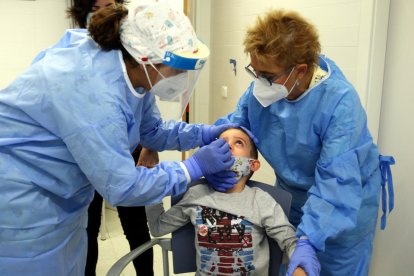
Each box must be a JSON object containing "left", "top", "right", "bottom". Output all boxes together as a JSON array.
[{"left": 179, "top": 162, "right": 191, "bottom": 184}]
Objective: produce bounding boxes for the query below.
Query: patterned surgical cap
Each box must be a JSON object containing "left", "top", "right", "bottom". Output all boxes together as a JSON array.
[{"left": 120, "top": 2, "right": 198, "bottom": 64}]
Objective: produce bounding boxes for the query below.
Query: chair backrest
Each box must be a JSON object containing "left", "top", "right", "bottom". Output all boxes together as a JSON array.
[{"left": 171, "top": 178, "right": 292, "bottom": 275}]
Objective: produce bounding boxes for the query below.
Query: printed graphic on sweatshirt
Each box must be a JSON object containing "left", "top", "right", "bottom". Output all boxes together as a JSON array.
[{"left": 195, "top": 205, "right": 255, "bottom": 275}]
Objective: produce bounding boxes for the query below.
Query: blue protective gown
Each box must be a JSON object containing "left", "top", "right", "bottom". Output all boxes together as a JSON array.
[
  {"left": 0, "top": 30, "right": 205, "bottom": 275},
  {"left": 217, "top": 56, "right": 384, "bottom": 275}
]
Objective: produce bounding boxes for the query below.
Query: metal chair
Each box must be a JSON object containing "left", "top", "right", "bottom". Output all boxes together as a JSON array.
[{"left": 107, "top": 179, "right": 292, "bottom": 276}]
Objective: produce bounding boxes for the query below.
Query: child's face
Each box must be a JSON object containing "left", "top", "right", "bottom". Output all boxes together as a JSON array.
[{"left": 219, "top": 129, "right": 253, "bottom": 158}]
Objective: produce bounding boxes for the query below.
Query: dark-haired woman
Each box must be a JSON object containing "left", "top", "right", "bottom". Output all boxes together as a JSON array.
[
  {"left": 68, "top": 1, "right": 156, "bottom": 275},
  {"left": 0, "top": 3, "right": 238, "bottom": 275}
]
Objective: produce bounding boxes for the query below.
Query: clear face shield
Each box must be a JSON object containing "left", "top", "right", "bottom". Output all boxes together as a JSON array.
[{"left": 148, "top": 42, "right": 209, "bottom": 121}]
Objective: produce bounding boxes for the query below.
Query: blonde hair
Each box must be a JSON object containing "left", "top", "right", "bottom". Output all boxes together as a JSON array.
[{"left": 244, "top": 9, "right": 321, "bottom": 68}]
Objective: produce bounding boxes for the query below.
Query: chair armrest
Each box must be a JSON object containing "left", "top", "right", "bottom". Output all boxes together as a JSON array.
[{"left": 107, "top": 238, "right": 171, "bottom": 276}]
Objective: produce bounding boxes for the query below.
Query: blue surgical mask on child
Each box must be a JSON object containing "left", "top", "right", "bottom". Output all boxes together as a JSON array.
[{"left": 231, "top": 156, "right": 254, "bottom": 180}]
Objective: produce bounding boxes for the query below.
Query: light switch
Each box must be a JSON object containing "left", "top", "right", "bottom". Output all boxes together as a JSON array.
[{"left": 221, "top": 86, "right": 228, "bottom": 98}]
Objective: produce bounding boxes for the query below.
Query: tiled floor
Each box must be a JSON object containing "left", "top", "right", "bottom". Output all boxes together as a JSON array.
[{"left": 96, "top": 201, "right": 193, "bottom": 276}]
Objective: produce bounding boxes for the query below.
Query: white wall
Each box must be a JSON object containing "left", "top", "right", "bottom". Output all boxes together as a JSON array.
[
  {"left": 370, "top": 0, "right": 414, "bottom": 274},
  {"left": 188, "top": 0, "right": 211, "bottom": 125},
  {"left": 0, "top": 0, "right": 70, "bottom": 88}
]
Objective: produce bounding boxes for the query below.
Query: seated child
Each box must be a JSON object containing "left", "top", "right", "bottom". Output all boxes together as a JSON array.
[{"left": 145, "top": 127, "right": 320, "bottom": 276}]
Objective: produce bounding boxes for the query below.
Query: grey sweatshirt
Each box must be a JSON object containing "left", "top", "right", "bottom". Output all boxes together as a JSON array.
[{"left": 146, "top": 184, "right": 297, "bottom": 275}]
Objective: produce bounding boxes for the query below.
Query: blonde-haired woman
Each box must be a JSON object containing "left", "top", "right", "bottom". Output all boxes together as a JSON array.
[{"left": 216, "top": 9, "right": 394, "bottom": 276}]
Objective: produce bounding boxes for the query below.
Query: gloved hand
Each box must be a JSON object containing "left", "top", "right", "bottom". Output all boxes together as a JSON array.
[
  {"left": 201, "top": 123, "right": 239, "bottom": 145},
  {"left": 287, "top": 239, "right": 321, "bottom": 276},
  {"left": 182, "top": 139, "right": 234, "bottom": 182},
  {"left": 205, "top": 171, "right": 238, "bottom": 192}
]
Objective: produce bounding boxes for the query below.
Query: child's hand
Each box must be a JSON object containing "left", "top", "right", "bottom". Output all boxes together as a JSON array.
[{"left": 292, "top": 267, "right": 307, "bottom": 276}]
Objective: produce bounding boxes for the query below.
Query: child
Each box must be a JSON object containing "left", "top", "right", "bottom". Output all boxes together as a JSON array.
[{"left": 145, "top": 128, "right": 319, "bottom": 276}]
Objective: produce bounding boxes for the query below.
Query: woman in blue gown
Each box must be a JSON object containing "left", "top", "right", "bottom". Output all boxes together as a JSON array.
[
  {"left": 0, "top": 3, "right": 236, "bottom": 275},
  {"left": 215, "top": 9, "right": 395, "bottom": 275}
]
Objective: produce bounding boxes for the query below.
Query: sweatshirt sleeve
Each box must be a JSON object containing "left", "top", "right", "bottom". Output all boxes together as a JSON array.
[
  {"left": 256, "top": 190, "right": 298, "bottom": 259},
  {"left": 145, "top": 190, "right": 195, "bottom": 237}
]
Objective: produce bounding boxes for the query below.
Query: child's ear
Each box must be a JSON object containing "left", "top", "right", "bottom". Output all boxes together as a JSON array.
[{"left": 250, "top": 159, "right": 261, "bottom": 172}]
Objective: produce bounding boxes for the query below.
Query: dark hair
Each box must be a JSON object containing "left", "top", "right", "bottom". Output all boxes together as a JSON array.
[
  {"left": 240, "top": 129, "right": 259, "bottom": 160},
  {"left": 87, "top": 4, "right": 137, "bottom": 65},
  {"left": 88, "top": 4, "right": 126, "bottom": 50},
  {"left": 67, "top": 0, "right": 128, "bottom": 28}
]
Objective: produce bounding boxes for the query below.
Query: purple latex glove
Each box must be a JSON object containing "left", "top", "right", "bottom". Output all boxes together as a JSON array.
[
  {"left": 183, "top": 139, "right": 234, "bottom": 182},
  {"left": 201, "top": 123, "right": 239, "bottom": 145},
  {"left": 205, "top": 170, "right": 238, "bottom": 192},
  {"left": 287, "top": 239, "right": 321, "bottom": 276}
]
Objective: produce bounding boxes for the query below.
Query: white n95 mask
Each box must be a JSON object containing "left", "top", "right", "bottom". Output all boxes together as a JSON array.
[
  {"left": 150, "top": 72, "right": 188, "bottom": 101},
  {"left": 231, "top": 156, "right": 253, "bottom": 180},
  {"left": 253, "top": 67, "right": 296, "bottom": 107}
]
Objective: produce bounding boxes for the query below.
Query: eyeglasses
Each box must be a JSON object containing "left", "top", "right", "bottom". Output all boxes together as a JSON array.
[{"left": 245, "top": 64, "right": 292, "bottom": 86}]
